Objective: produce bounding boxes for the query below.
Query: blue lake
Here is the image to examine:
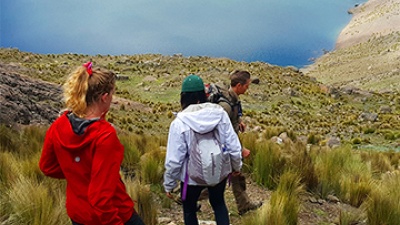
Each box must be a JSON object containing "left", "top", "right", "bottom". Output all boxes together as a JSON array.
[{"left": 1, "top": 0, "right": 365, "bottom": 68}]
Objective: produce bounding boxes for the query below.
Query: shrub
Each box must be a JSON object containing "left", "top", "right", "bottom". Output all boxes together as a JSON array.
[{"left": 351, "top": 137, "right": 362, "bottom": 145}]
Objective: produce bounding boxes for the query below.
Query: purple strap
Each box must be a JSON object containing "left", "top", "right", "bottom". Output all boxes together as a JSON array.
[{"left": 182, "top": 162, "right": 189, "bottom": 201}]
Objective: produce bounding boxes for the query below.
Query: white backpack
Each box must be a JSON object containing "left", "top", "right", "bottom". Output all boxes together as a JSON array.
[{"left": 186, "top": 128, "right": 231, "bottom": 186}]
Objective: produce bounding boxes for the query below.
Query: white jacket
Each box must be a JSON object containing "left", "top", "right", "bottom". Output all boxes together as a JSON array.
[{"left": 163, "top": 102, "right": 242, "bottom": 192}]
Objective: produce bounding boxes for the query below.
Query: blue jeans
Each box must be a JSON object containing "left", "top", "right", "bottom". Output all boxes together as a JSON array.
[
  {"left": 71, "top": 211, "right": 145, "bottom": 225},
  {"left": 181, "top": 178, "right": 229, "bottom": 225}
]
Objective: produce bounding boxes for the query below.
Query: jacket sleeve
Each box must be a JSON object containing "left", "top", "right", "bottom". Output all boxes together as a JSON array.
[
  {"left": 88, "top": 127, "right": 124, "bottom": 225},
  {"left": 163, "top": 120, "right": 187, "bottom": 192},
  {"left": 39, "top": 125, "right": 65, "bottom": 179},
  {"left": 221, "top": 115, "right": 242, "bottom": 172}
]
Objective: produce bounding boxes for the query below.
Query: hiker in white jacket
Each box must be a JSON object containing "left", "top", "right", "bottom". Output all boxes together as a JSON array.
[{"left": 163, "top": 74, "right": 242, "bottom": 225}]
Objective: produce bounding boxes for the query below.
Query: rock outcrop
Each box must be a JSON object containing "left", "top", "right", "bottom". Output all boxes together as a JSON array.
[{"left": 0, "top": 63, "right": 63, "bottom": 126}]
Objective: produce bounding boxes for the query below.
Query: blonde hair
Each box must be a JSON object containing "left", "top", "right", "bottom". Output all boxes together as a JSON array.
[{"left": 63, "top": 65, "right": 116, "bottom": 118}]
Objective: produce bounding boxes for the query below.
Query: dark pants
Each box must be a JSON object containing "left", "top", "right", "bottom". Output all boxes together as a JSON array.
[
  {"left": 71, "top": 211, "right": 145, "bottom": 225},
  {"left": 231, "top": 173, "right": 251, "bottom": 212},
  {"left": 181, "top": 178, "right": 229, "bottom": 225}
]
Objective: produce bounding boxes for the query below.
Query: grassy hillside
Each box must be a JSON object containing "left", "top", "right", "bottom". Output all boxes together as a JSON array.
[
  {"left": 1, "top": 48, "right": 400, "bottom": 151},
  {"left": 2, "top": 46, "right": 400, "bottom": 224}
]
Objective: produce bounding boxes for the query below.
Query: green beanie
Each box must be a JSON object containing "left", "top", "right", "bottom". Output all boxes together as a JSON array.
[{"left": 181, "top": 74, "right": 205, "bottom": 92}]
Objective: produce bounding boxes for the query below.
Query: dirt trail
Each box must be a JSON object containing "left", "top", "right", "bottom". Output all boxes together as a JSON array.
[{"left": 157, "top": 175, "right": 364, "bottom": 224}]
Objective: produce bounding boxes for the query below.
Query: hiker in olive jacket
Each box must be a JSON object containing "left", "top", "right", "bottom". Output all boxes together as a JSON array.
[{"left": 218, "top": 70, "right": 262, "bottom": 216}]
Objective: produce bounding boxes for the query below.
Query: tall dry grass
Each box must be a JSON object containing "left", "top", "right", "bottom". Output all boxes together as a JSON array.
[
  {"left": 366, "top": 172, "right": 400, "bottom": 225},
  {"left": 314, "top": 146, "right": 373, "bottom": 206},
  {"left": 125, "top": 178, "right": 158, "bottom": 225},
  {"left": 0, "top": 125, "right": 160, "bottom": 225},
  {"left": 242, "top": 171, "right": 303, "bottom": 225},
  {"left": 2, "top": 123, "right": 400, "bottom": 224},
  {"left": 253, "top": 141, "right": 285, "bottom": 189},
  {"left": 287, "top": 142, "right": 319, "bottom": 192}
]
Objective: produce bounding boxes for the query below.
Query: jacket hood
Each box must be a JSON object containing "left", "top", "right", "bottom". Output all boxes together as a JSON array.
[
  {"left": 51, "top": 112, "right": 101, "bottom": 152},
  {"left": 177, "top": 103, "right": 225, "bottom": 134}
]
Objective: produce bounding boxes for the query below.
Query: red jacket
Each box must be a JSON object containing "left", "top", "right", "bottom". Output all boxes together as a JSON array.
[{"left": 39, "top": 111, "right": 134, "bottom": 225}]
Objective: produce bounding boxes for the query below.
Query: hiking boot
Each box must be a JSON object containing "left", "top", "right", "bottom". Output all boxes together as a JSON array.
[{"left": 238, "top": 201, "right": 263, "bottom": 216}]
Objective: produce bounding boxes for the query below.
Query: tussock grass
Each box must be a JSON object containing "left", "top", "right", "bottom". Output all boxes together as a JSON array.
[
  {"left": 139, "top": 150, "right": 165, "bottom": 184},
  {"left": 360, "top": 150, "right": 394, "bottom": 174},
  {"left": 2, "top": 176, "right": 69, "bottom": 225},
  {"left": 338, "top": 208, "right": 364, "bottom": 225},
  {"left": 287, "top": 142, "right": 319, "bottom": 192},
  {"left": 366, "top": 172, "right": 400, "bottom": 225},
  {"left": 120, "top": 134, "right": 142, "bottom": 177},
  {"left": 314, "top": 146, "right": 372, "bottom": 207},
  {"left": 0, "top": 124, "right": 19, "bottom": 152},
  {"left": 239, "top": 132, "right": 260, "bottom": 173},
  {"left": 339, "top": 172, "right": 372, "bottom": 207},
  {"left": 1, "top": 120, "right": 400, "bottom": 224},
  {"left": 253, "top": 142, "right": 285, "bottom": 189},
  {"left": 0, "top": 152, "right": 14, "bottom": 187},
  {"left": 239, "top": 132, "right": 259, "bottom": 155},
  {"left": 243, "top": 171, "right": 302, "bottom": 225},
  {"left": 125, "top": 178, "right": 158, "bottom": 225},
  {"left": 0, "top": 124, "right": 46, "bottom": 158}
]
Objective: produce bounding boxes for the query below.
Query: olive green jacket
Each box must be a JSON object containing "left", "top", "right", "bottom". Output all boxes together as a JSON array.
[{"left": 218, "top": 88, "right": 241, "bottom": 134}]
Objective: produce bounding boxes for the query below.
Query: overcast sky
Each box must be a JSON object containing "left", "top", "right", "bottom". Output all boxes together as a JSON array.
[{"left": 1, "top": 0, "right": 363, "bottom": 67}]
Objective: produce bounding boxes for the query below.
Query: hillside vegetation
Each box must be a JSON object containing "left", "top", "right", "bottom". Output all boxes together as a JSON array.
[{"left": 1, "top": 48, "right": 400, "bottom": 151}]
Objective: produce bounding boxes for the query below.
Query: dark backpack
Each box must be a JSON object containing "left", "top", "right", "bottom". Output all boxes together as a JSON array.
[
  {"left": 205, "top": 83, "right": 242, "bottom": 116},
  {"left": 205, "top": 83, "right": 233, "bottom": 106}
]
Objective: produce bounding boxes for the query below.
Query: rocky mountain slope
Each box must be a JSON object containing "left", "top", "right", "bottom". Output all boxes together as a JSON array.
[
  {"left": 302, "top": 0, "right": 400, "bottom": 92},
  {"left": 0, "top": 63, "right": 62, "bottom": 126}
]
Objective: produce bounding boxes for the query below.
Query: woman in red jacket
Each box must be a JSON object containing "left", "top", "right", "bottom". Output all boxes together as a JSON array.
[{"left": 39, "top": 62, "right": 145, "bottom": 225}]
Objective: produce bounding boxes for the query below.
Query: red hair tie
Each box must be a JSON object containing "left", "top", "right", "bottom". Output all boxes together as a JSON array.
[{"left": 83, "top": 61, "right": 93, "bottom": 76}]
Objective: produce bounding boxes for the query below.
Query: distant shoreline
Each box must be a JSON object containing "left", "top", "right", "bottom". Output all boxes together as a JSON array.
[{"left": 335, "top": 0, "right": 400, "bottom": 49}]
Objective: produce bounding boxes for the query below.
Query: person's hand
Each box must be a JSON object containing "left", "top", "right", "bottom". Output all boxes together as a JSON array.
[
  {"left": 231, "top": 171, "right": 241, "bottom": 176},
  {"left": 239, "top": 122, "right": 246, "bottom": 132},
  {"left": 242, "top": 148, "right": 250, "bottom": 158},
  {"left": 166, "top": 192, "right": 173, "bottom": 199}
]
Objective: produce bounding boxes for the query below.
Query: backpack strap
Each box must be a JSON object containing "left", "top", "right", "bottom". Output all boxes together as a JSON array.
[
  {"left": 217, "top": 96, "right": 242, "bottom": 118},
  {"left": 181, "top": 129, "right": 200, "bottom": 201}
]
